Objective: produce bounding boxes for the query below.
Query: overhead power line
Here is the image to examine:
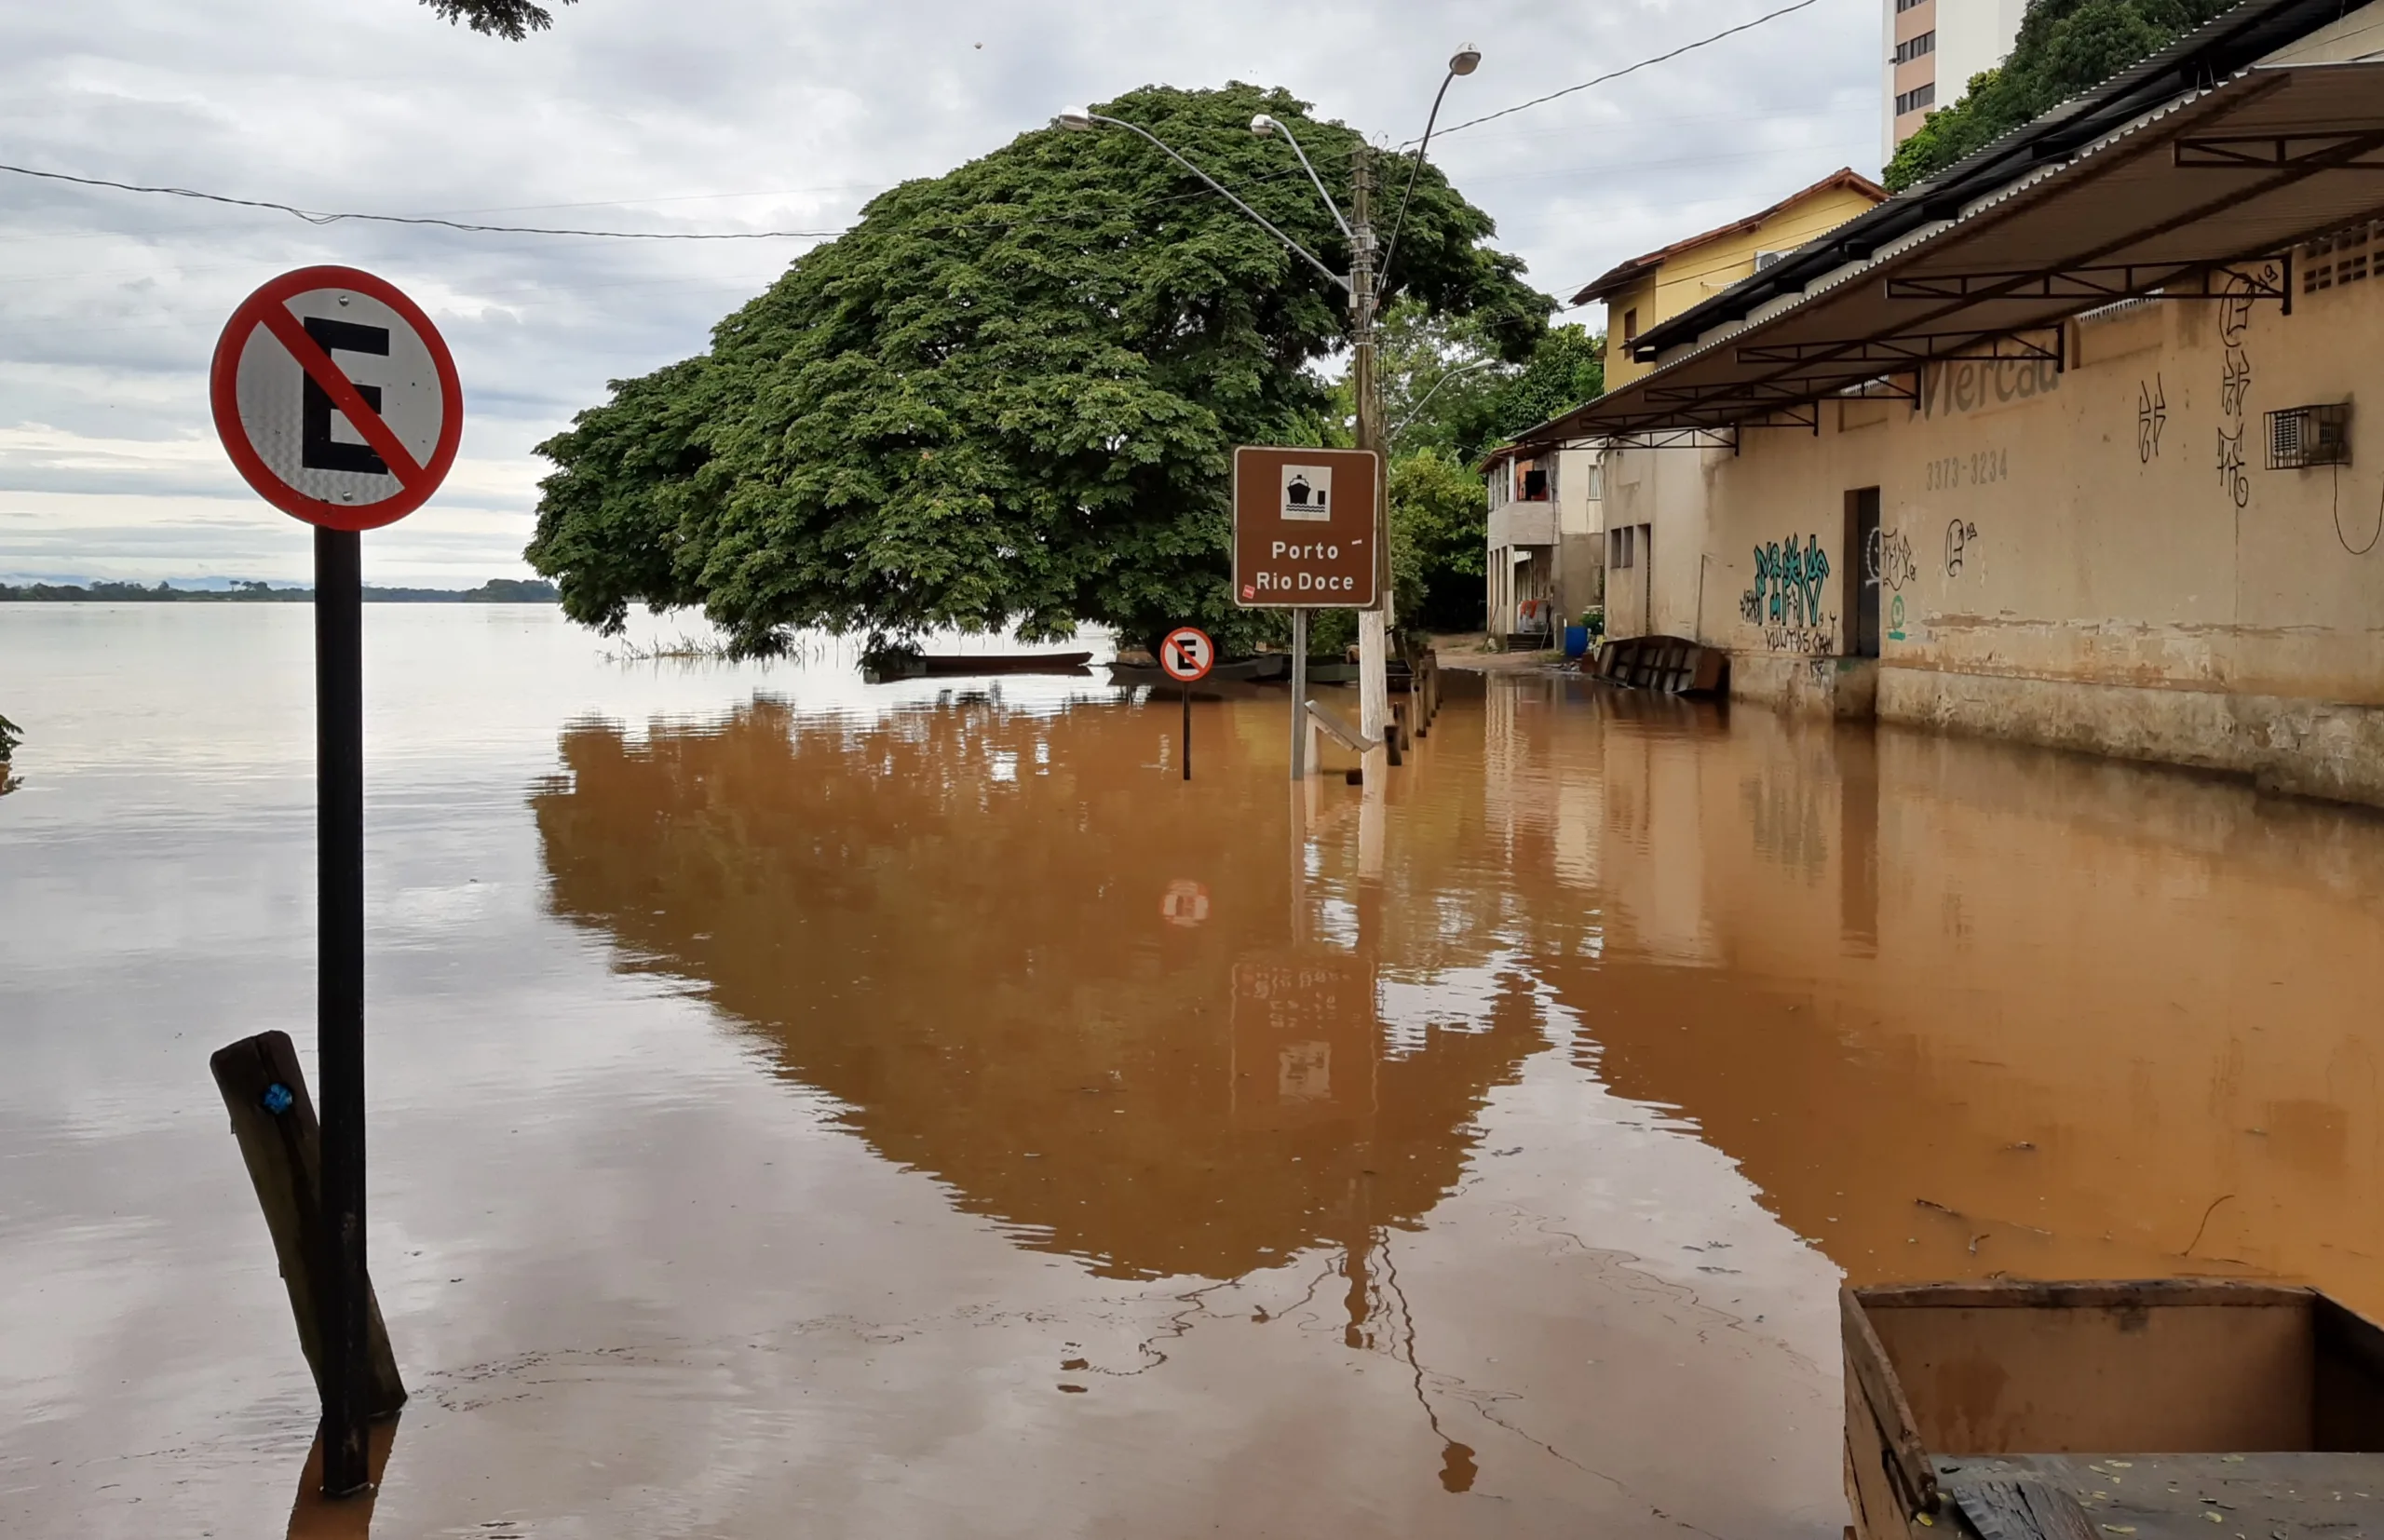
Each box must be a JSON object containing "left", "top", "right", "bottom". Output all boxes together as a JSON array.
[
  {"left": 7, "top": 2, "right": 1832, "bottom": 250},
  {"left": 1429, "top": 0, "right": 1829, "bottom": 140},
  {"left": 0, "top": 162, "right": 846, "bottom": 240}
]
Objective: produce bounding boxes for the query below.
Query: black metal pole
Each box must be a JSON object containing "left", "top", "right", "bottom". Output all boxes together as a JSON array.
[
  {"left": 1182, "top": 680, "right": 1191, "bottom": 781},
  {"left": 314, "top": 527, "right": 370, "bottom": 1497}
]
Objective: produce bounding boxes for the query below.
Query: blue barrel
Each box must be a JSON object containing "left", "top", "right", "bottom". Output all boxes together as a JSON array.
[{"left": 1563, "top": 625, "right": 1590, "bottom": 658}]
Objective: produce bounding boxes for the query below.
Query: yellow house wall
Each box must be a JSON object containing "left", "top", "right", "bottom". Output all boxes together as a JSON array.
[
  {"left": 1686, "top": 261, "right": 2384, "bottom": 804},
  {"left": 1603, "top": 184, "right": 1886, "bottom": 389}
]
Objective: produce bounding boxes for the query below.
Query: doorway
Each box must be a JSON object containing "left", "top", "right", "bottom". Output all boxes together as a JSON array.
[{"left": 1847, "top": 488, "right": 1881, "bottom": 658}]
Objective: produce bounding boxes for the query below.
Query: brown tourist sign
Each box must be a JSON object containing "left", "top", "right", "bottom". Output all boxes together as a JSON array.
[{"left": 1230, "top": 446, "right": 1378, "bottom": 608}]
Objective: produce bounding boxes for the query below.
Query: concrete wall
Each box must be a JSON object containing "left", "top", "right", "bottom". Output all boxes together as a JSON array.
[
  {"left": 1686, "top": 252, "right": 2384, "bottom": 805},
  {"left": 1600, "top": 437, "right": 1733, "bottom": 641}
]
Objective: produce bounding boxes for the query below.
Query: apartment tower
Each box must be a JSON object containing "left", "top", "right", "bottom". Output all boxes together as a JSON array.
[{"left": 1884, "top": 0, "right": 2027, "bottom": 158}]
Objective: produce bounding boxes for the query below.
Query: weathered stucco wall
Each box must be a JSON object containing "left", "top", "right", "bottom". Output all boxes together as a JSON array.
[
  {"left": 1681, "top": 246, "right": 2384, "bottom": 803},
  {"left": 1601, "top": 439, "right": 1732, "bottom": 640}
]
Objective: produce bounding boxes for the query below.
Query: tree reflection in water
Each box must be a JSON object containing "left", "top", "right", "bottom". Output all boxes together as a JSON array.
[{"left": 532, "top": 695, "right": 1541, "bottom": 1286}]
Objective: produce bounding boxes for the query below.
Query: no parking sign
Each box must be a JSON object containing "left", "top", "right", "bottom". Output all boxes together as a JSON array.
[
  {"left": 205, "top": 264, "right": 462, "bottom": 1497},
  {"left": 210, "top": 265, "right": 462, "bottom": 530}
]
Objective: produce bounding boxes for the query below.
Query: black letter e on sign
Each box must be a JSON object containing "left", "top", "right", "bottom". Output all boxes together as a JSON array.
[{"left": 300, "top": 317, "right": 390, "bottom": 476}]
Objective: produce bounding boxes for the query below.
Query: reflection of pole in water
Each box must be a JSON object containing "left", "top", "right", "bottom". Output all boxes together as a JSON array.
[
  {"left": 286, "top": 1414, "right": 399, "bottom": 1538},
  {"left": 1346, "top": 1225, "right": 1479, "bottom": 1494},
  {"left": 1358, "top": 746, "right": 1386, "bottom": 881}
]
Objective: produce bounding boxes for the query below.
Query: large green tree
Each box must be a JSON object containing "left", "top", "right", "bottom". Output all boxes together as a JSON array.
[
  {"left": 527, "top": 85, "right": 1551, "bottom": 657},
  {"left": 1885, "top": 0, "right": 2235, "bottom": 190}
]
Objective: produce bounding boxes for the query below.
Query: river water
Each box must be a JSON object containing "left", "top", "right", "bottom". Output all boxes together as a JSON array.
[{"left": 5, "top": 604, "right": 2382, "bottom": 1537}]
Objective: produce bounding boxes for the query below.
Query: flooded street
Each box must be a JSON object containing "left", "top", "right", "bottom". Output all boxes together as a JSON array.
[{"left": 6, "top": 605, "right": 2384, "bottom": 1537}]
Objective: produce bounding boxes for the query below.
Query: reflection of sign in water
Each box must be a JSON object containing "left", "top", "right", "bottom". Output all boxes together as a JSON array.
[
  {"left": 1280, "top": 465, "right": 1331, "bottom": 521},
  {"left": 1278, "top": 1040, "right": 1332, "bottom": 1101},
  {"left": 1160, "top": 879, "right": 1210, "bottom": 927},
  {"left": 1231, "top": 957, "right": 1375, "bottom": 1128}
]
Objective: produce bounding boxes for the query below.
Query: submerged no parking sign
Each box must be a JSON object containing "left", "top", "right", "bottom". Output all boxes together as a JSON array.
[{"left": 209, "top": 265, "right": 462, "bottom": 531}]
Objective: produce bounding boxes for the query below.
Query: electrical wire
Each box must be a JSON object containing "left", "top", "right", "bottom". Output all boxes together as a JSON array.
[
  {"left": 0, "top": 162, "right": 846, "bottom": 239},
  {"left": 2333, "top": 461, "right": 2383, "bottom": 556},
  {"left": 5, "top": 0, "right": 1833, "bottom": 256},
  {"left": 1429, "top": 0, "right": 1830, "bottom": 139}
]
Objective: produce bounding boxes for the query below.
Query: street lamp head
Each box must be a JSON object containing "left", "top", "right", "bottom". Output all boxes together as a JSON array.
[
  {"left": 1449, "top": 44, "right": 1482, "bottom": 75},
  {"left": 1250, "top": 114, "right": 1281, "bottom": 137},
  {"left": 1053, "top": 107, "right": 1094, "bottom": 131}
]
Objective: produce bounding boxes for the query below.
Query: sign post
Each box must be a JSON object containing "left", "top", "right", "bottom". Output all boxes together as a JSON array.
[
  {"left": 210, "top": 265, "right": 460, "bottom": 1498},
  {"left": 1159, "top": 626, "right": 1214, "bottom": 780},
  {"left": 1230, "top": 447, "right": 1378, "bottom": 780}
]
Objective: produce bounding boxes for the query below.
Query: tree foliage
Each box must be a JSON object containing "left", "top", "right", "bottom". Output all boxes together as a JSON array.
[
  {"left": 1373, "top": 304, "right": 1604, "bottom": 466},
  {"left": 1358, "top": 308, "right": 1603, "bottom": 633},
  {"left": 420, "top": 0, "right": 571, "bottom": 39},
  {"left": 527, "top": 85, "right": 1551, "bottom": 657},
  {"left": 1884, "top": 0, "right": 2236, "bottom": 190},
  {"left": 1388, "top": 449, "right": 1494, "bottom": 632}
]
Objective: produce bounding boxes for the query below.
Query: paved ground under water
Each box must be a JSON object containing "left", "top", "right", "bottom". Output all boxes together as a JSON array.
[{"left": 5, "top": 605, "right": 2383, "bottom": 1538}]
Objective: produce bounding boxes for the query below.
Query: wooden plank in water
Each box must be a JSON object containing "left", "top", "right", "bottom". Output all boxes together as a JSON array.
[{"left": 210, "top": 1031, "right": 406, "bottom": 1418}]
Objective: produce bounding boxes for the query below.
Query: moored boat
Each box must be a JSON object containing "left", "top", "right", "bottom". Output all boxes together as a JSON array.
[{"left": 1844, "top": 1278, "right": 2384, "bottom": 1539}]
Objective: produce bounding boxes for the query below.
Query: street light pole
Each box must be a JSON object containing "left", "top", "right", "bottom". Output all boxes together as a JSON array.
[
  {"left": 1347, "top": 147, "right": 1394, "bottom": 763},
  {"left": 1058, "top": 49, "right": 1478, "bottom": 765}
]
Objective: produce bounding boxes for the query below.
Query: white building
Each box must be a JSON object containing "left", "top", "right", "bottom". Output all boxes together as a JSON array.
[
  {"left": 1482, "top": 441, "right": 1603, "bottom": 646},
  {"left": 1885, "top": 0, "right": 2027, "bottom": 158}
]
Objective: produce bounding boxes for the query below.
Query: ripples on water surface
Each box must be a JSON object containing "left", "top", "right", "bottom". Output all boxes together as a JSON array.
[{"left": 3, "top": 604, "right": 2381, "bottom": 1537}]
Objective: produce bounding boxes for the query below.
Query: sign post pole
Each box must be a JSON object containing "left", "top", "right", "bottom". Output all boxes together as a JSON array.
[
  {"left": 210, "top": 265, "right": 461, "bottom": 1500},
  {"left": 1158, "top": 626, "right": 1215, "bottom": 784},
  {"left": 1227, "top": 446, "right": 1377, "bottom": 784},
  {"left": 314, "top": 524, "right": 369, "bottom": 1496}
]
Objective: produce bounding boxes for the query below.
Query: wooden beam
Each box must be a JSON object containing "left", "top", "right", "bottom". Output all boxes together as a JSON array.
[{"left": 210, "top": 1031, "right": 406, "bottom": 1422}]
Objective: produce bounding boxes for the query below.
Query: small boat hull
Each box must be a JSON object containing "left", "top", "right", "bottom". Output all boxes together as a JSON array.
[{"left": 1844, "top": 1279, "right": 2384, "bottom": 1539}]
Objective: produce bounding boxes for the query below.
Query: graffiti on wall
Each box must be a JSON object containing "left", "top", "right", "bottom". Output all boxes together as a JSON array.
[
  {"left": 1741, "top": 534, "right": 1832, "bottom": 626},
  {"left": 1741, "top": 533, "right": 1835, "bottom": 651},
  {"left": 2215, "top": 267, "right": 2269, "bottom": 510},
  {"left": 1864, "top": 525, "right": 1917, "bottom": 643},
  {"left": 1943, "top": 520, "right": 1978, "bottom": 579},
  {"left": 1866, "top": 527, "right": 1917, "bottom": 593},
  {"left": 2137, "top": 375, "right": 2167, "bottom": 462}
]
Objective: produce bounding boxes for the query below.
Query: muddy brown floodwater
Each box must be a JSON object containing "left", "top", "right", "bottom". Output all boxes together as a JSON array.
[{"left": 5, "top": 606, "right": 2383, "bottom": 1538}]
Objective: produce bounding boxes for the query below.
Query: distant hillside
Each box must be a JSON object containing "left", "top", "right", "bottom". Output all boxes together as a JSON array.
[{"left": 0, "top": 578, "right": 560, "bottom": 603}]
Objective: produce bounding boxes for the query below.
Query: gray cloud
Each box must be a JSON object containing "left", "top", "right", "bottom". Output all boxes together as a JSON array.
[{"left": 1, "top": 0, "right": 1877, "bottom": 587}]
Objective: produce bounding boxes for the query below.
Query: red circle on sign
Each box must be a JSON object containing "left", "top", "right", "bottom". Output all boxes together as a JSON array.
[
  {"left": 1160, "top": 626, "right": 1214, "bottom": 682},
  {"left": 209, "top": 265, "right": 463, "bottom": 532}
]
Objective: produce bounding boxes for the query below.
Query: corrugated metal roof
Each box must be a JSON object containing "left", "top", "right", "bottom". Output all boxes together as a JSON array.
[
  {"left": 1522, "top": 59, "right": 2384, "bottom": 440},
  {"left": 1620, "top": 0, "right": 2376, "bottom": 364}
]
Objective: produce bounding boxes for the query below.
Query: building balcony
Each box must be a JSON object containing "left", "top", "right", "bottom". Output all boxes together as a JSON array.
[{"left": 1488, "top": 501, "right": 1557, "bottom": 550}]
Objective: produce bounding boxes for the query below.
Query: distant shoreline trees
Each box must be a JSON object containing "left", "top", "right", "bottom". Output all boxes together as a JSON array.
[{"left": 0, "top": 578, "right": 559, "bottom": 603}]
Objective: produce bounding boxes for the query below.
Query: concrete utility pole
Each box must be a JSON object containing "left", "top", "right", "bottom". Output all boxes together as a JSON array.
[
  {"left": 1059, "top": 47, "right": 1477, "bottom": 768},
  {"left": 1348, "top": 147, "right": 1394, "bottom": 757}
]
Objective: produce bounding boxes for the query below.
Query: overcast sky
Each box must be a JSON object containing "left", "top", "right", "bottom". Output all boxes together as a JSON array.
[{"left": 0, "top": 0, "right": 1878, "bottom": 588}]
